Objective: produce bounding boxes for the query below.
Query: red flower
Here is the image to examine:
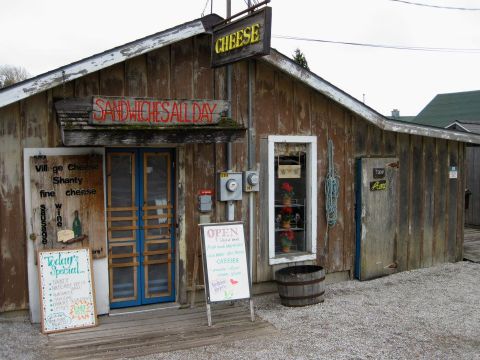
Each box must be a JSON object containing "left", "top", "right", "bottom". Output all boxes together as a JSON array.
[
  {"left": 281, "top": 207, "right": 293, "bottom": 215},
  {"left": 281, "top": 182, "right": 293, "bottom": 193},
  {"left": 280, "top": 182, "right": 295, "bottom": 199}
]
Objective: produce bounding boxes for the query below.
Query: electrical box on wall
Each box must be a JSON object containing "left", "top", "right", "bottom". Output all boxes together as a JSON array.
[
  {"left": 198, "top": 189, "right": 213, "bottom": 212},
  {"left": 243, "top": 171, "right": 259, "bottom": 192},
  {"left": 217, "top": 172, "right": 243, "bottom": 201}
]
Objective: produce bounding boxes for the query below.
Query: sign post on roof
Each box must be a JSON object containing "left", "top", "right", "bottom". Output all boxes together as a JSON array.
[{"left": 211, "top": 6, "right": 272, "bottom": 68}]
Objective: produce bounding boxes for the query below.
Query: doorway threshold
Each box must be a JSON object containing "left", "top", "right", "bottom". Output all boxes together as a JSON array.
[{"left": 109, "top": 303, "right": 181, "bottom": 317}]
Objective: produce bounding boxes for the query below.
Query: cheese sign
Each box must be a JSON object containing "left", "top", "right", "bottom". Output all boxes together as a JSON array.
[
  {"left": 200, "top": 222, "right": 250, "bottom": 303},
  {"left": 211, "top": 7, "right": 272, "bottom": 67}
]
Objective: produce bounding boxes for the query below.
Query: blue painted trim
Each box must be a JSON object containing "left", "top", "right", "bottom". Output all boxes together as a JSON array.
[{"left": 107, "top": 148, "right": 176, "bottom": 309}]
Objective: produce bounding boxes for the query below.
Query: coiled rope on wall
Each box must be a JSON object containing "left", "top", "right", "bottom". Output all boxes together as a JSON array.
[{"left": 325, "top": 139, "right": 340, "bottom": 227}]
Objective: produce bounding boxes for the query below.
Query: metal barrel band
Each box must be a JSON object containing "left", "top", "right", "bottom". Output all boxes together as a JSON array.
[
  {"left": 275, "top": 276, "right": 325, "bottom": 286},
  {"left": 278, "top": 290, "right": 325, "bottom": 301}
]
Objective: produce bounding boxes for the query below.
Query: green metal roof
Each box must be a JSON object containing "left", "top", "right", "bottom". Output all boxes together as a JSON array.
[
  {"left": 414, "top": 90, "right": 480, "bottom": 128},
  {"left": 386, "top": 115, "right": 416, "bottom": 123}
]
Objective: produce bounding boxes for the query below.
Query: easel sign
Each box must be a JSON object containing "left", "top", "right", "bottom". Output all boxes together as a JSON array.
[
  {"left": 38, "top": 248, "right": 97, "bottom": 334},
  {"left": 200, "top": 222, "right": 254, "bottom": 326}
]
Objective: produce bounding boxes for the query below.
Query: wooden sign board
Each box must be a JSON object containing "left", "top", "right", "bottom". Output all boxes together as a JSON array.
[
  {"left": 278, "top": 165, "right": 301, "bottom": 178},
  {"left": 90, "top": 97, "right": 230, "bottom": 126},
  {"left": 30, "top": 154, "right": 106, "bottom": 258},
  {"left": 200, "top": 222, "right": 251, "bottom": 303},
  {"left": 370, "top": 180, "right": 387, "bottom": 191},
  {"left": 373, "top": 168, "right": 385, "bottom": 179},
  {"left": 211, "top": 7, "right": 272, "bottom": 67},
  {"left": 38, "top": 248, "right": 97, "bottom": 334}
]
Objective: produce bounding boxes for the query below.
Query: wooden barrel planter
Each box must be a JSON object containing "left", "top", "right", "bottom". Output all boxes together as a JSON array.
[{"left": 275, "top": 265, "right": 325, "bottom": 307}]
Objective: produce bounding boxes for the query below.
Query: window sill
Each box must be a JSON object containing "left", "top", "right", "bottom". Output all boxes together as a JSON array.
[{"left": 269, "top": 252, "right": 316, "bottom": 265}]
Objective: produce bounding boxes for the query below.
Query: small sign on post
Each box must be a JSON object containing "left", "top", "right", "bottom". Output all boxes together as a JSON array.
[
  {"left": 199, "top": 222, "right": 254, "bottom": 326},
  {"left": 211, "top": 7, "right": 272, "bottom": 68}
]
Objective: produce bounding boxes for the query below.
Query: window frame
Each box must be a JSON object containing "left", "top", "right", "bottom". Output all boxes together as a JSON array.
[{"left": 268, "top": 135, "right": 317, "bottom": 265}]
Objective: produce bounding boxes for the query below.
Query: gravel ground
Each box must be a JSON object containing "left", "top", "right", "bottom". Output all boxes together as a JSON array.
[{"left": 1, "top": 261, "right": 479, "bottom": 360}]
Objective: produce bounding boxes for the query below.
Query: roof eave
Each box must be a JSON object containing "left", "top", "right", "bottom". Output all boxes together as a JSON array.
[
  {"left": 0, "top": 18, "right": 207, "bottom": 108},
  {"left": 263, "top": 49, "right": 480, "bottom": 145}
]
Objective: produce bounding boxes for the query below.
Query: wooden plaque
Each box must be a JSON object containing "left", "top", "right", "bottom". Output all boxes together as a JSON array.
[{"left": 30, "top": 154, "right": 106, "bottom": 258}]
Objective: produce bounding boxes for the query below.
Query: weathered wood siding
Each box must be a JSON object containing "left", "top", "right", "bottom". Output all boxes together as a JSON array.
[
  {"left": 0, "top": 33, "right": 467, "bottom": 310},
  {"left": 0, "top": 93, "right": 62, "bottom": 311},
  {"left": 465, "top": 146, "right": 480, "bottom": 226}
]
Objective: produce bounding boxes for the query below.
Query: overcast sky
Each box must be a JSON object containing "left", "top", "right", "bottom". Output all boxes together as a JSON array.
[{"left": 1, "top": 0, "right": 479, "bottom": 116}]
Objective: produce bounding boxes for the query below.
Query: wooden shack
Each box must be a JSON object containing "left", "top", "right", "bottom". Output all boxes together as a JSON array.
[{"left": 1, "top": 12, "right": 479, "bottom": 320}]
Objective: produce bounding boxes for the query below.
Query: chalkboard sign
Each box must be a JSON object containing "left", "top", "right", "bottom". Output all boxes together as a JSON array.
[
  {"left": 38, "top": 248, "right": 97, "bottom": 334},
  {"left": 200, "top": 222, "right": 251, "bottom": 303}
]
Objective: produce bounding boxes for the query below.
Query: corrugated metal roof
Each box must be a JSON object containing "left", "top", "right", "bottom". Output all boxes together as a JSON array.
[
  {"left": 1, "top": 13, "right": 480, "bottom": 144},
  {"left": 414, "top": 90, "right": 480, "bottom": 128}
]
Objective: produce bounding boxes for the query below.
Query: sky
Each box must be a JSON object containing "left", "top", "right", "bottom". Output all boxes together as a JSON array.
[{"left": 1, "top": 0, "right": 480, "bottom": 116}]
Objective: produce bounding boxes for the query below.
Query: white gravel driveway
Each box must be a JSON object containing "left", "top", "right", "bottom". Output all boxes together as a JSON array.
[{"left": 1, "top": 261, "right": 479, "bottom": 360}]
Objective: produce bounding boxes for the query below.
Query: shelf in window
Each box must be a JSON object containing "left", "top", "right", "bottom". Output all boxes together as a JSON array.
[
  {"left": 275, "top": 227, "right": 304, "bottom": 232},
  {"left": 275, "top": 203, "right": 304, "bottom": 208}
]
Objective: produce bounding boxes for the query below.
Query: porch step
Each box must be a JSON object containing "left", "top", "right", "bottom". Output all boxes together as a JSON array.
[{"left": 47, "top": 303, "right": 276, "bottom": 359}]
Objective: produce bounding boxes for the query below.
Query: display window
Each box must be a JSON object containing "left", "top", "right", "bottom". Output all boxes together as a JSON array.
[{"left": 268, "top": 136, "right": 317, "bottom": 264}]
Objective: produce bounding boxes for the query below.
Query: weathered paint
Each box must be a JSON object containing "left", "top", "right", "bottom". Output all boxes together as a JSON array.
[
  {"left": 0, "top": 20, "right": 206, "bottom": 108},
  {"left": 263, "top": 51, "right": 480, "bottom": 144},
  {"left": 0, "top": 27, "right": 471, "bottom": 312}
]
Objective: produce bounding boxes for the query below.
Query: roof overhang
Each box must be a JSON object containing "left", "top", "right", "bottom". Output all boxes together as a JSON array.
[
  {"left": 55, "top": 96, "right": 245, "bottom": 146},
  {"left": 0, "top": 16, "right": 219, "bottom": 108},
  {"left": 263, "top": 50, "right": 480, "bottom": 144},
  {"left": 2, "top": 13, "right": 480, "bottom": 144}
]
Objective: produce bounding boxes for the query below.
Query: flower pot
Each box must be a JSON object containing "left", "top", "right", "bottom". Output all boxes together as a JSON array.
[
  {"left": 281, "top": 221, "right": 291, "bottom": 229},
  {"left": 282, "top": 197, "right": 292, "bottom": 205},
  {"left": 282, "top": 246, "right": 290, "bottom": 253}
]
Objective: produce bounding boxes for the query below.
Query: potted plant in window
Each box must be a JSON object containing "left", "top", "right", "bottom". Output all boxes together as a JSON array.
[
  {"left": 280, "top": 206, "right": 294, "bottom": 228},
  {"left": 281, "top": 182, "right": 295, "bottom": 205},
  {"left": 279, "top": 229, "right": 295, "bottom": 253}
]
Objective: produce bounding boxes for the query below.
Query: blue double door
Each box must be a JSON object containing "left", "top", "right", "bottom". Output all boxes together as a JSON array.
[{"left": 106, "top": 149, "right": 175, "bottom": 308}]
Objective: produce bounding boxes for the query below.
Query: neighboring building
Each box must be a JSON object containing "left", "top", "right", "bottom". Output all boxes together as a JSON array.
[
  {"left": 386, "top": 109, "right": 415, "bottom": 123},
  {"left": 414, "top": 90, "right": 480, "bottom": 129},
  {"left": 1, "top": 12, "right": 479, "bottom": 322}
]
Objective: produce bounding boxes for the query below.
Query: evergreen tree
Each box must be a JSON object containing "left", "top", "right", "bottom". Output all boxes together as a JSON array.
[{"left": 292, "top": 48, "right": 310, "bottom": 70}]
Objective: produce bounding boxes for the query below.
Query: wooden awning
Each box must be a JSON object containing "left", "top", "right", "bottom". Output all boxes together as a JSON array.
[{"left": 56, "top": 97, "right": 245, "bottom": 146}]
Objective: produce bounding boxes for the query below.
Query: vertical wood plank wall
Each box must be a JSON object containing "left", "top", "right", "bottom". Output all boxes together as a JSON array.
[
  {"left": 465, "top": 146, "right": 480, "bottom": 226},
  {"left": 0, "top": 34, "right": 467, "bottom": 310}
]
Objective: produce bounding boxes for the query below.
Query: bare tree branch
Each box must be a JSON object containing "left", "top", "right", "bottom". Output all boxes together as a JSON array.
[{"left": 0, "top": 65, "right": 30, "bottom": 88}]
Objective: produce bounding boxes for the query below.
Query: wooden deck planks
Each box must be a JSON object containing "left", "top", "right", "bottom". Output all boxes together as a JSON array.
[{"left": 47, "top": 304, "right": 276, "bottom": 359}]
